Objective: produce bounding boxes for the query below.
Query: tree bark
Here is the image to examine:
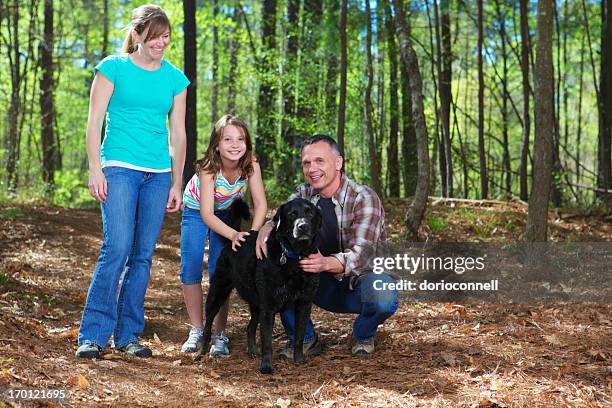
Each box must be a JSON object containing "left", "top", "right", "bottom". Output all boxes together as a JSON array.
[
  {"left": 495, "top": 0, "right": 511, "bottom": 197},
  {"left": 279, "top": 0, "right": 300, "bottom": 185},
  {"left": 393, "top": 0, "right": 430, "bottom": 240},
  {"left": 385, "top": 0, "right": 400, "bottom": 197},
  {"left": 6, "top": 0, "right": 22, "bottom": 192},
  {"left": 435, "top": 0, "right": 453, "bottom": 197},
  {"left": 337, "top": 0, "right": 348, "bottom": 155},
  {"left": 211, "top": 0, "right": 219, "bottom": 124},
  {"left": 364, "top": 0, "right": 382, "bottom": 197},
  {"left": 40, "top": 0, "right": 58, "bottom": 189},
  {"left": 183, "top": 0, "right": 197, "bottom": 187},
  {"left": 477, "top": 0, "right": 488, "bottom": 199},
  {"left": 256, "top": 0, "right": 277, "bottom": 176},
  {"left": 526, "top": 0, "right": 554, "bottom": 242},
  {"left": 519, "top": 0, "right": 531, "bottom": 201},
  {"left": 227, "top": 7, "right": 240, "bottom": 114},
  {"left": 598, "top": 0, "right": 612, "bottom": 200}
]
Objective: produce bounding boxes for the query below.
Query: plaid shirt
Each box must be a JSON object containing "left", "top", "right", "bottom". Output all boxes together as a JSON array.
[{"left": 289, "top": 173, "right": 385, "bottom": 289}]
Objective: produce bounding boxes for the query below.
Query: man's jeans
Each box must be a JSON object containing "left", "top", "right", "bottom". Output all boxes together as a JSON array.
[
  {"left": 78, "top": 167, "right": 170, "bottom": 349},
  {"left": 281, "top": 271, "right": 399, "bottom": 343}
]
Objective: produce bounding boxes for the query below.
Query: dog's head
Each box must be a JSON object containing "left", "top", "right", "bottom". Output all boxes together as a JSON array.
[{"left": 272, "top": 198, "right": 322, "bottom": 257}]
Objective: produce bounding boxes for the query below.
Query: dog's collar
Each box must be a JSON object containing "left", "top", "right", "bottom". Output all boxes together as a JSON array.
[{"left": 278, "top": 240, "right": 301, "bottom": 265}]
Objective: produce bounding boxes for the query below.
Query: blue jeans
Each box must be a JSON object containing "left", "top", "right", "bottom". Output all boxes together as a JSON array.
[
  {"left": 78, "top": 167, "right": 171, "bottom": 349},
  {"left": 179, "top": 207, "right": 230, "bottom": 284},
  {"left": 281, "top": 272, "right": 399, "bottom": 343}
]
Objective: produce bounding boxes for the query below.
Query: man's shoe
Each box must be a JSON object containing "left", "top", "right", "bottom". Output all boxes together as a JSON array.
[
  {"left": 351, "top": 338, "right": 375, "bottom": 356},
  {"left": 209, "top": 332, "right": 230, "bottom": 357},
  {"left": 277, "top": 332, "right": 322, "bottom": 360},
  {"left": 181, "top": 327, "right": 204, "bottom": 353},
  {"left": 75, "top": 343, "right": 102, "bottom": 359},
  {"left": 117, "top": 341, "right": 152, "bottom": 358}
]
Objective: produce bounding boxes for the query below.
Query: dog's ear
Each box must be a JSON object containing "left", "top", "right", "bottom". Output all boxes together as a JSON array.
[{"left": 272, "top": 203, "right": 285, "bottom": 231}]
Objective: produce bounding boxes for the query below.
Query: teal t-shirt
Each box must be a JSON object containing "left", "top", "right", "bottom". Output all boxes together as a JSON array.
[{"left": 94, "top": 54, "right": 190, "bottom": 171}]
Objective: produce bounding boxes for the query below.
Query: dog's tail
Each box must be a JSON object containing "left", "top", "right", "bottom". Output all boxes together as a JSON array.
[{"left": 227, "top": 198, "right": 251, "bottom": 232}]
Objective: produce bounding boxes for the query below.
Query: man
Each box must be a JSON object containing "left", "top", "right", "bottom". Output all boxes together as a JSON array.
[{"left": 256, "top": 135, "right": 398, "bottom": 357}]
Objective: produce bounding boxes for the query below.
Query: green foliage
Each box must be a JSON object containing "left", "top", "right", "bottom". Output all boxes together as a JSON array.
[
  {"left": 0, "top": 0, "right": 605, "bottom": 210},
  {"left": 0, "top": 208, "right": 29, "bottom": 218},
  {"left": 52, "top": 170, "right": 95, "bottom": 208},
  {"left": 0, "top": 271, "right": 9, "bottom": 287},
  {"left": 428, "top": 216, "right": 448, "bottom": 231}
]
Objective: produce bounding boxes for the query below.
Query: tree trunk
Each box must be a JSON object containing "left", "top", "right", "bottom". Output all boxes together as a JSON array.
[
  {"left": 519, "top": 0, "right": 531, "bottom": 201},
  {"left": 576, "top": 35, "right": 585, "bottom": 185},
  {"left": 6, "top": 0, "right": 21, "bottom": 192},
  {"left": 435, "top": 0, "right": 453, "bottom": 197},
  {"left": 99, "top": 0, "right": 109, "bottom": 142},
  {"left": 400, "top": 53, "right": 418, "bottom": 198},
  {"left": 280, "top": 0, "right": 300, "bottom": 185},
  {"left": 526, "top": 0, "right": 554, "bottom": 242},
  {"left": 599, "top": 0, "right": 612, "bottom": 200},
  {"left": 385, "top": 0, "right": 400, "bottom": 197},
  {"left": 325, "top": 0, "right": 339, "bottom": 135},
  {"left": 495, "top": 0, "right": 511, "bottom": 197},
  {"left": 425, "top": 0, "right": 439, "bottom": 194},
  {"left": 256, "top": 0, "right": 277, "bottom": 176},
  {"left": 40, "top": 0, "right": 58, "bottom": 189},
  {"left": 227, "top": 7, "right": 240, "bottom": 114},
  {"left": 393, "top": 0, "right": 430, "bottom": 240},
  {"left": 337, "top": 0, "right": 348, "bottom": 156},
  {"left": 364, "top": 0, "right": 382, "bottom": 197},
  {"left": 211, "top": 0, "right": 219, "bottom": 124},
  {"left": 183, "top": 0, "right": 197, "bottom": 187},
  {"left": 477, "top": 0, "right": 488, "bottom": 199}
]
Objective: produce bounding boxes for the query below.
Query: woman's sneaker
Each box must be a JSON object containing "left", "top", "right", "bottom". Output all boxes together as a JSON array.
[
  {"left": 75, "top": 342, "right": 102, "bottom": 359},
  {"left": 181, "top": 327, "right": 204, "bottom": 353},
  {"left": 117, "top": 341, "right": 152, "bottom": 358},
  {"left": 209, "top": 332, "right": 230, "bottom": 357}
]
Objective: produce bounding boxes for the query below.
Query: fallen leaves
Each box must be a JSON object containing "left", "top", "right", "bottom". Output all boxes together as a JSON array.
[
  {"left": 67, "top": 373, "right": 89, "bottom": 389},
  {"left": 276, "top": 397, "right": 291, "bottom": 407}
]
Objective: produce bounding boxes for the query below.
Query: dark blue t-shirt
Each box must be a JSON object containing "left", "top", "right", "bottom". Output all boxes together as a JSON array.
[{"left": 316, "top": 197, "right": 340, "bottom": 256}]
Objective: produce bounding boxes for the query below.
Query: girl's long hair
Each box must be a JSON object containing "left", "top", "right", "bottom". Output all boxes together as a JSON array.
[
  {"left": 195, "top": 115, "right": 255, "bottom": 180},
  {"left": 122, "top": 5, "right": 171, "bottom": 54}
]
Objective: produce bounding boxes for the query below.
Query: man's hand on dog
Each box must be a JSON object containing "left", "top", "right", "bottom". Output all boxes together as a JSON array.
[
  {"left": 255, "top": 222, "right": 274, "bottom": 259},
  {"left": 300, "top": 251, "right": 344, "bottom": 274},
  {"left": 231, "top": 231, "right": 250, "bottom": 251}
]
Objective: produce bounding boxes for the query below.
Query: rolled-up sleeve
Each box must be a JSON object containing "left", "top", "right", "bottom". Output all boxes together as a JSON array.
[{"left": 332, "top": 191, "right": 383, "bottom": 278}]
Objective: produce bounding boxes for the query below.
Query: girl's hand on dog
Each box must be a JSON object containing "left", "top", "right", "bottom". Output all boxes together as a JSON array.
[{"left": 231, "top": 231, "right": 250, "bottom": 251}]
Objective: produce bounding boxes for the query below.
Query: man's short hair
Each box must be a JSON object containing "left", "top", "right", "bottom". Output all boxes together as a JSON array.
[{"left": 301, "top": 134, "right": 341, "bottom": 156}]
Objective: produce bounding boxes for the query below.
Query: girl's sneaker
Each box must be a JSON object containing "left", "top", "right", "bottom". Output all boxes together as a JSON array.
[
  {"left": 181, "top": 327, "right": 204, "bottom": 353},
  {"left": 209, "top": 332, "right": 230, "bottom": 357}
]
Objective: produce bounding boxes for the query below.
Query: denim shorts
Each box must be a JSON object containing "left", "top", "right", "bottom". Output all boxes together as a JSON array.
[{"left": 179, "top": 207, "right": 230, "bottom": 284}]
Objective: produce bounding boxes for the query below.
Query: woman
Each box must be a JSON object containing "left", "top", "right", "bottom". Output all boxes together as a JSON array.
[{"left": 76, "top": 4, "right": 189, "bottom": 359}]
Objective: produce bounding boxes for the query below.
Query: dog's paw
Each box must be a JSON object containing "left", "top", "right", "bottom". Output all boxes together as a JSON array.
[{"left": 259, "top": 364, "right": 273, "bottom": 374}]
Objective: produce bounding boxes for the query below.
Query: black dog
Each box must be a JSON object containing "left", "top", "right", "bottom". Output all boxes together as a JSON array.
[{"left": 195, "top": 198, "right": 322, "bottom": 374}]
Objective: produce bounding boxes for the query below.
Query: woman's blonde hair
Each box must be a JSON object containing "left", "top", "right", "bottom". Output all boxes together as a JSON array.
[
  {"left": 122, "top": 5, "right": 171, "bottom": 54},
  {"left": 196, "top": 115, "right": 255, "bottom": 180}
]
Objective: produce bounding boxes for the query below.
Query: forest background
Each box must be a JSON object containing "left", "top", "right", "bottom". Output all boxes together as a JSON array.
[{"left": 1, "top": 0, "right": 611, "bottom": 238}]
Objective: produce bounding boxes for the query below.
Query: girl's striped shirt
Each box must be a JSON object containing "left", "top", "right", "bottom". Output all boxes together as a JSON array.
[{"left": 183, "top": 171, "right": 247, "bottom": 211}]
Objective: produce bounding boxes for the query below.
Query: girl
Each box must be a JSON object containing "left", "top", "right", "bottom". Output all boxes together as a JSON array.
[
  {"left": 180, "top": 115, "right": 267, "bottom": 356},
  {"left": 77, "top": 4, "right": 188, "bottom": 359}
]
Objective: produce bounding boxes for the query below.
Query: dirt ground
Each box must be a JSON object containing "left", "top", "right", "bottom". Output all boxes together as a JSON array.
[{"left": 0, "top": 199, "right": 610, "bottom": 407}]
